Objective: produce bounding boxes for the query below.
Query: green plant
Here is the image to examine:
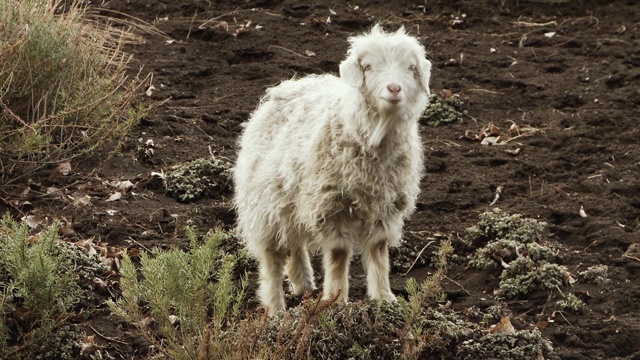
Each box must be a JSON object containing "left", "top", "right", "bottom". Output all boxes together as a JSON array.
[
  {"left": 0, "top": 0, "right": 148, "bottom": 188},
  {"left": 467, "top": 208, "right": 547, "bottom": 245},
  {"left": 457, "top": 329, "right": 553, "bottom": 359},
  {"left": 166, "top": 156, "right": 232, "bottom": 202},
  {"left": 107, "top": 227, "right": 248, "bottom": 360},
  {"left": 557, "top": 293, "right": 585, "bottom": 314},
  {"left": 496, "top": 258, "right": 565, "bottom": 299},
  {"left": 0, "top": 216, "right": 106, "bottom": 359},
  {"left": 467, "top": 209, "right": 566, "bottom": 300},
  {"left": 421, "top": 94, "right": 465, "bottom": 126},
  {"left": 579, "top": 264, "right": 610, "bottom": 286}
]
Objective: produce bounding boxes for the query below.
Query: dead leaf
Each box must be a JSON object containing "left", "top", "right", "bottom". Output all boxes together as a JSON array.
[
  {"left": 22, "top": 214, "right": 44, "bottom": 229},
  {"left": 46, "top": 186, "right": 62, "bottom": 196},
  {"left": 71, "top": 193, "right": 92, "bottom": 207},
  {"left": 105, "top": 192, "right": 122, "bottom": 202},
  {"left": 563, "top": 271, "right": 577, "bottom": 286},
  {"left": 55, "top": 161, "right": 72, "bottom": 176},
  {"left": 168, "top": 314, "right": 180, "bottom": 326},
  {"left": 490, "top": 316, "right": 516, "bottom": 334},
  {"left": 579, "top": 205, "right": 588, "bottom": 218},
  {"left": 135, "top": 316, "right": 156, "bottom": 330},
  {"left": 113, "top": 180, "right": 134, "bottom": 191},
  {"left": 80, "top": 335, "right": 97, "bottom": 357},
  {"left": 59, "top": 226, "right": 77, "bottom": 238},
  {"left": 145, "top": 85, "right": 156, "bottom": 97},
  {"left": 623, "top": 243, "right": 640, "bottom": 262},
  {"left": 305, "top": 49, "right": 316, "bottom": 57},
  {"left": 93, "top": 278, "right": 110, "bottom": 294},
  {"left": 481, "top": 136, "right": 500, "bottom": 145}
]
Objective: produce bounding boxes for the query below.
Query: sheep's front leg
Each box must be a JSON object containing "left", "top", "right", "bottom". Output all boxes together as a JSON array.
[
  {"left": 322, "top": 246, "right": 352, "bottom": 303},
  {"left": 362, "top": 241, "right": 396, "bottom": 302},
  {"left": 257, "top": 249, "right": 287, "bottom": 314},
  {"left": 286, "top": 243, "right": 316, "bottom": 296}
]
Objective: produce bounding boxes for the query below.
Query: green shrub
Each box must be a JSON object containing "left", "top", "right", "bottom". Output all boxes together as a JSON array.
[
  {"left": 0, "top": 216, "right": 106, "bottom": 359},
  {"left": 0, "top": 0, "right": 147, "bottom": 185},
  {"left": 107, "top": 227, "right": 248, "bottom": 360}
]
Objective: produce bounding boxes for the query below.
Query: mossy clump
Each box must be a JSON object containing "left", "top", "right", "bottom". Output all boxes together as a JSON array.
[
  {"left": 389, "top": 238, "right": 425, "bottom": 273},
  {"left": 207, "top": 228, "right": 256, "bottom": 274},
  {"left": 556, "top": 293, "right": 586, "bottom": 314},
  {"left": 34, "top": 323, "right": 83, "bottom": 360},
  {"left": 421, "top": 94, "right": 465, "bottom": 126},
  {"left": 166, "top": 156, "right": 231, "bottom": 202},
  {"left": 496, "top": 258, "right": 565, "bottom": 299},
  {"left": 241, "top": 298, "right": 552, "bottom": 360},
  {"left": 467, "top": 208, "right": 567, "bottom": 300},
  {"left": 457, "top": 329, "right": 553, "bottom": 360},
  {"left": 467, "top": 208, "right": 547, "bottom": 246},
  {"left": 579, "top": 264, "right": 610, "bottom": 286}
]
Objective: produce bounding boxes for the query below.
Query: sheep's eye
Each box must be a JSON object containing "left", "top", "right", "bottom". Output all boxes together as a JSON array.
[
  {"left": 362, "top": 64, "right": 372, "bottom": 71},
  {"left": 409, "top": 64, "right": 417, "bottom": 72}
]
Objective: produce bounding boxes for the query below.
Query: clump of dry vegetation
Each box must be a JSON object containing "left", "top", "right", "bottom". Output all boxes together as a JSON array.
[{"left": 0, "top": 0, "right": 147, "bottom": 189}]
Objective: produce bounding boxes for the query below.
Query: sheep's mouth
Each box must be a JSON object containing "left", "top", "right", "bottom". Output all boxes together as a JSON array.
[{"left": 383, "top": 97, "right": 403, "bottom": 105}]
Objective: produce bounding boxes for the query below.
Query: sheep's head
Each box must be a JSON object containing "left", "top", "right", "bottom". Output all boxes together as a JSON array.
[{"left": 340, "top": 25, "right": 432, "bottom": 116}]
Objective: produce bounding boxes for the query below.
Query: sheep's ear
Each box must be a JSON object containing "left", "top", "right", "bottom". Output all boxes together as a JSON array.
[
  {"left": 339, "top": 54, "right": 363, "bottom": 88},
  {"left": 417, "top": 57, "right": 432, "bottom": 95}
]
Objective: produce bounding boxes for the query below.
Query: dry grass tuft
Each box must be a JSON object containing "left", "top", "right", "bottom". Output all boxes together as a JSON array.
[{"left": 0, "top": 0, "right": 150, "bottom": 189}]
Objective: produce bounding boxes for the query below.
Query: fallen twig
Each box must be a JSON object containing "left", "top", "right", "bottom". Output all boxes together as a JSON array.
[
  {"left": 89, "top": 324, "right": 128, "bottom": 345},
  {"left": 489, "top": 185, "right": 503, "bottom": 206},
  {"left": 401, "top": 240, "right": 436, "bottom": 276}
]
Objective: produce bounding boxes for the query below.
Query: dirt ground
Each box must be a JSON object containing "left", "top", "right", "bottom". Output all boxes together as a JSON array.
[{"left": 7, "top": 0, "right": 640, "bottom": 358}]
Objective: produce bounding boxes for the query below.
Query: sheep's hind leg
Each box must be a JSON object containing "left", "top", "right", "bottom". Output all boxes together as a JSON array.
[
  {"left": 286, "top": 243, "right": 316, "bottom": 296},
  {"left": 257, "top": 248, "right": 287, "bottom": 314},
  {"left": 362, "top": 241, "right": 396, "bottom": 302},
  {"left": 321, "top": 245, "right": 352, "bottom": 303}
]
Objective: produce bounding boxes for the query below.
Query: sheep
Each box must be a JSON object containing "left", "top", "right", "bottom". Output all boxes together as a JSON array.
[{"left": 233, "top": 25, "right": 432, "bottom": 314}]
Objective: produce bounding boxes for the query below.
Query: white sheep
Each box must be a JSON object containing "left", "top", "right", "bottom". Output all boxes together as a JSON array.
[{"left": 233, "top": 25, "right": 432, "bottom": 314}]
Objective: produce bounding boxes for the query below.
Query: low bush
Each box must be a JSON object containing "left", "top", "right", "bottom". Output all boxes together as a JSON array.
[
  {"left": 0, "top": 0, "right": 147, "bottom": 188},
  {"left": 0, "top": 216, "right": 106, "bottom": 359},
  {"left": 107, "top": 227, "right": 248, "bottom": 360}
]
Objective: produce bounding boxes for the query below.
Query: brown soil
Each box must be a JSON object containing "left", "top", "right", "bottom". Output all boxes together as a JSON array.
[{"left": 7, "top": 0, "right": 640, "bottom": 359}]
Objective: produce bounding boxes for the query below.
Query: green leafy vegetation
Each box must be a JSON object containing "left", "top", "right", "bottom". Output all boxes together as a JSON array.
[
  {"left": 467, "top": 208, "right": 568, "bottom": 299},
  {"left": 421, "top": 93, "right": 465, "bottom": 126},
  {"left": 166, "top": 156, "right": 232, "bottom": 202},
  {"left": 556, "top": 293, "right": 585, "bottom": 314}
]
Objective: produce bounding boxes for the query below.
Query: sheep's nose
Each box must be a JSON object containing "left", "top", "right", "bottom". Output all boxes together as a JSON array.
[{"left": 387, "top": 84, "right": 401, "bottom": 95}]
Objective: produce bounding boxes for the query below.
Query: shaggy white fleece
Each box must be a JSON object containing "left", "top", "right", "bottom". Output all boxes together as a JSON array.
[{"left": 234, "top": 24, "right": 432, "bottom": 314}]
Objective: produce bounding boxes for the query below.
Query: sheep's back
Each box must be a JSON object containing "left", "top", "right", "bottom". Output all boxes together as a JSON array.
[{"left": 234, "top": 74, "right": 353, "bottom": 248}]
